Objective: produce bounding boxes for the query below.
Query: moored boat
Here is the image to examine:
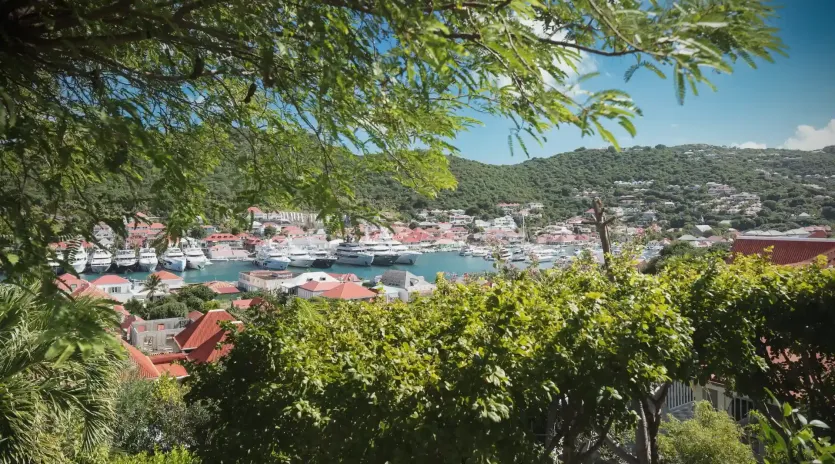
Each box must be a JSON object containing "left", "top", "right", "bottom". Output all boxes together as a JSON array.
[
  {"left": 161, "top": 247, "right": 187, "bottom": 272},
  {"left": 89, "top": 248, "right": 113, "bottom": 273},
  {"left": 137, "top": 247, "right": 158, "bottom": 271},
  {"left": 114, "top": 248, "right": 138, "bottom": 271}
]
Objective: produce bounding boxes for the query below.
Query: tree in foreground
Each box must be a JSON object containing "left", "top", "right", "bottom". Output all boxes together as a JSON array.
[
  {"left": 0, "top": 284, "right": 121, "bottom": 463},
  {"left": 0, "top": 0, "right": 785, "bottom": 285},
  {"left": 657, "top": 401, "right": 756, "bottom": 464},
  {"left": 186, "top": 253, "right": 835, "bottom": 463}
]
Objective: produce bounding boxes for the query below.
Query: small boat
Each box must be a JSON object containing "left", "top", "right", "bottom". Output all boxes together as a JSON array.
[
  {"left": 459, "top": 246, "right": 473, "bottom": 256},
  {"left": 137, "top": 247, "right": 159, "bottom": 271},
  {"left": 184, "top": 246, "right": 208, "bottom": 270},
  {"left": 471, "top": 247, "right": 488, "bottom": 258},
  {"left": 89, "top": 248, "right": 113, "bottom": 274},
  {"left": 161, "top": 247, "right": 187, "bottom": 272},
  {"left": 114, "top": 248, "right": 137, "bottom": 271}
]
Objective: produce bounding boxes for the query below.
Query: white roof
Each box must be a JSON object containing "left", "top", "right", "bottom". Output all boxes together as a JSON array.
[
  {"left": 678, "top": 234, "right": 701, "bottom": 241},
  {"left": 280, "top": 272, "right": 339, "bottom": 288},
  {"left": 695, "top": 225, "right": 712, "bottom": 232}
]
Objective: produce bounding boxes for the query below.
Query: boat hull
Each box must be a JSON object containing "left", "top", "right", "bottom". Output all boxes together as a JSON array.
[
  {"left": 115, "top": 260, "right": 137, "bottom": 271},
  {"left": 371, "top": 254, "right": 399, "bottom": 266},
  {"left": 162, "top": 258, "right": 187, "bottom": 272},
  {"left": 311, "top": 258, "right": 337, "bottom": 269},
  {"left": 90, "top": 263, "right": 111, "bottom": 274},
  {"left": 258, "top": 258, "right": 290, "bottom": 270},
  {"left": 288, "top": 258, "right": 315, "bottom": 268},
  {"left": 137, "top": 259, "right": 158, "bottom": 272},
  {"left": 336, "top": 254, "right": 373, "bottom": 266},
  {"left": 187, "top": 257, "right": 207, "bottom": 270},
  {"left": 71, "top": 261, "right": 87, "bottom": 273},
  {"left": 395, "top": 253, "right": 420, "bottom": 265}
]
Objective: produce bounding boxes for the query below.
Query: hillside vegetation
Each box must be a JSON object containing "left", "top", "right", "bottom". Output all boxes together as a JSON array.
[{"left": 359, "top": 145, "right": 835, "bottom": 230}]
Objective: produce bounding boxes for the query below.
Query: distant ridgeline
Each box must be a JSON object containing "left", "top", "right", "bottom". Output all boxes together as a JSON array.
[{"left": 356, "top": 144, "right": 835, "bottom": 231}]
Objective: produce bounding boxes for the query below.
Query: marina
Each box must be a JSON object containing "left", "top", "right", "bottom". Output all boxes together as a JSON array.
[{"left": 77, "top": 251, "right": 564, "bottom": 285}]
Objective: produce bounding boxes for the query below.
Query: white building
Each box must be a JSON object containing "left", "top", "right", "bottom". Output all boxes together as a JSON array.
[{"left": 90, "top": 275, "right": 133, "bottom": 302}]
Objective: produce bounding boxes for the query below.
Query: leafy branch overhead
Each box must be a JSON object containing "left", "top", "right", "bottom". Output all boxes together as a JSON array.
[{"left": 0, "top": 0, "right": 784, "bottom": 282}]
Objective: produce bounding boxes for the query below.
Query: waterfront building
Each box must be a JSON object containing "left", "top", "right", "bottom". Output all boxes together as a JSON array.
[
  {"left": 238, "top": 269, "right": 295, "bottom": 292},
  {"left": 90, "top": 275, "right": 132, "bottom": 302}
]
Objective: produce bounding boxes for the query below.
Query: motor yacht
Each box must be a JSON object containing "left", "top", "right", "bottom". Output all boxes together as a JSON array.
[
  {"left": 114, "top": 248, "right": 137, "bottom": 271},
  {"left": 287, "top": 247, "right": 315, "bottom": 268},
  {"left": 254, "top": 241, "right": 291, "bottom": 270},
  {"left": 48, "top": 250, "right": 64, "bottom": 274},
  {"left": 89, "top": 248, "right": 113, "bottom": 274},
  {"left": 366, "top": 241, "right": 399, "bottom": 266},
  {"left": 310, "top": 249, "right": 337, "bottom": 269},
  {"left": 137, "top": 247, "right": 159, "bottom": 271},
  {"left": 184, "top": 246, "right": 208, "bottom": 270},
  {"left": 471, "top": 247, "right": 488, "bottom": 258},
  {"left": 66, "top": 245, "right": 88, "bottom": 273},
  {"left": 384, "top": 240, "right": 421, "bottom": 265},
  {"left": 161, "top": 247, "right": 187, "bottom": 272},
  {"left": 335, "top": 242, "right": 374, "bottom": 266},
  {"left": 459, "top": 246, "right": 473, "bottom": 256}
]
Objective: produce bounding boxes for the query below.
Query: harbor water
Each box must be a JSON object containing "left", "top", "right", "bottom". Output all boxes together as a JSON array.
[{"left": 80, "top": 251, "right": 563, "bottom": 284}]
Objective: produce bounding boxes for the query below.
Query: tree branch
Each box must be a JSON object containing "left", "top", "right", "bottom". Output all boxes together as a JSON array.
[{"left": 603, "top": 435, "right": 640, "bottom": 464}]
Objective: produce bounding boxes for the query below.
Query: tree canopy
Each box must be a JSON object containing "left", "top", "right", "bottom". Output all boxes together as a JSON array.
[{"left": 0, "top": 0, "right": 785, "bottom": 284}]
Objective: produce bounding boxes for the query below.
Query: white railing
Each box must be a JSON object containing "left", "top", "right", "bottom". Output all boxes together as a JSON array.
[{"left": 666, "top": 381, "right": 695, "bottom": 410}]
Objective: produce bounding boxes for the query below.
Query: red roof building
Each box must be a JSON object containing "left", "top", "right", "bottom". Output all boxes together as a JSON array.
[
  {"left": 320, "top": 282, "right": 376, "bottom": 301},
  {"left": 187, "top": 310, "right": 204, "bottom": 322},
  {"left": 187, "top": 321, "right": 244, "bottom": 363},
  {"left": 328, "top": 273, "right": 362, "bottom": 283},
  {"left": 56, "top": 274, "right": 87, "bottom": 293},
  {"left": 152, "top": 270, "right": 181, "bottom": 281},
  {"left": 731, "top": 237, "right": 835, "bottom": 266},
  {"left": 174, "top": 309, "right": 236, "bottom": 351},
  {"left": 121, "top": 339, "right": 161, "bottom": 379},
  {"left": 91, "top": 275, "right": 130, "bottom": 285},
  {"left": 231, "top": 297, "right": 265, "bottom": 310},
  {"left": 203, "top": 280, "right": 240, "bottom": 295}
]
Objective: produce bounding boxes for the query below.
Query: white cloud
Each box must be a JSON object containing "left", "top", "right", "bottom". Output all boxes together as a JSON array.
[
  {"left": 732, "top": 141, "right": 767, "bottom": 149},
  {"left": 781, "top": 119, "right": 835, "bottom": 151}
]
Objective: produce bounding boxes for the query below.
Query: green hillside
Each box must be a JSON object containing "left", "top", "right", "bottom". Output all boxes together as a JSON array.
[{"left": 359, "top": 144, "right": 835, "bottom": 230}]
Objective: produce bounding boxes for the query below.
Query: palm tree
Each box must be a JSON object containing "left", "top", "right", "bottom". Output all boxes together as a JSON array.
[
  {"left": 0, "top": 284, "right": 121, "bottom": 462},
  {"left": 143, "top": 274, "right": 163, "bottom": 301}
]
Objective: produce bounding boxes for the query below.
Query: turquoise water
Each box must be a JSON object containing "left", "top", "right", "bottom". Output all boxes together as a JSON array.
[{"left": 80, "top": 252, "right": 558, "bottom": 284}]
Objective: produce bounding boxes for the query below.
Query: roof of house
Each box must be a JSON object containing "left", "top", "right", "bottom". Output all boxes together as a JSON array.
[
  {"left": 731, "top": 237, "right": 835, "bottom": 266},
  {"left": 174, "top": 309, "right": 236, "bottom": 350},
  {"left": 120, "top": 339, "right": 159, "bottom": 379},
  {"left": 120, "top": 314, "right": 143, "bottom": 331},
  {"left": 71, "top": 282, "right": 114, "bottom": 300},
  {"left": 91, "top": 274, "right": 130, "bottom": 285},
  {"left": 148, "top": 352, "right": 188, "bottom": 364},
  {"left": 187, "top": 321, "right": 243, "bottom": 363},
  {"left": 299, "top": 280, "right": 341, "bottom": 292},
  {"left": 187, "top": 310, "right": 204, "bottom": 322},
  {"left": 327, "top": 273, "right": 362, "bottom": 283},
  {"left": 232, "top": 298, "right": 254, "bottom": 309},
  {"left": 320, "top": 282, "right": 376, "bottom": 300},
  {"left": 56, "top": 274, "right": 87, "bottom": 292},
  {"left": 152, "top": 270, "right": 182, "bottom": 281},
  {"left": 155, "top": 363, "right": 189, "bottom": 378},
  {"left": 203, "top": 280, "right": 240, "bottom": 294},
  {"left": 380, "top": 270, "right": 419, "bottom": 288}
]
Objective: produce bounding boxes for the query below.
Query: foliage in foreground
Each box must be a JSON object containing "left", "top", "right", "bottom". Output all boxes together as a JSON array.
[
  {"left": 186, "top": 254, "right": 835, "bottom": 463},
  {"left": 0, "top": 284, "right": 122, "bottom": 463},
  {"left": 658, "top": 401, "right": 756, "bottom": 464},
  {"left": 754, "top": 392, "right": 835, "bottom": 464},
  {"left": 108, "top": 447, "right": 200, "bottom": 464},
  {"left": 112, "top": 375, "right": 213, "bottom": 455}
]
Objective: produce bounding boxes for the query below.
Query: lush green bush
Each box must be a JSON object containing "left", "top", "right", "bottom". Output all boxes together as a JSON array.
[
  {"left": 658, "top": 401, "right": 756, "bottom": 464},
  {"left": 108, "top": 447, "right": 200, "bottom": 464}
]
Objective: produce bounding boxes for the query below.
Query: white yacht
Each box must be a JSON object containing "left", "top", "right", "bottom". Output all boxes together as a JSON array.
[
  {"left": 287, "top": 248, "right": 315, "bottom": 268},
  {"left": 66, "top": 245, "right": 88, "bottom": 273},
  {"left": 89, "top": 248, "right": 113, "bottom": 274},
  {"left": 161, "top": 247, "right": 187, "bottom": 272},
  {"left": 459, "top": 246, "right": 473, "bottom": 256},
  {"left": 527, "top": 247, "right": 557, "bottom": 263},
  {"left": 335, "top": 242, "right": 374, "bottom": 266},
  {"left": 137, "top": 247, "right": 158, "bottom": 271},
  {"left": 387, "top": 240, "right": 421, "bottom": 265},
  {"left": 254, "top": 241, "right": 291, "bottom": 270},
  {"left": 471, "top": 247, "right": 488, "bottom": 258},
  {"left": 366, "top": 241, "right": 399, "bottom": 266},
  {"left": 184, "top": 246, "right": 208, "bottom": 270},
  {"left": 114, "top": 248, "right": 137, "bottom": 271},
  {"left": 48, "top": 250, "right": 64, "bottom": 274}
]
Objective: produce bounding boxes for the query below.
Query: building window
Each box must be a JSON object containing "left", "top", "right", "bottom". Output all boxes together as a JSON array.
[{"left": 157, "top": 323, "right": 165, "bottom": 331}]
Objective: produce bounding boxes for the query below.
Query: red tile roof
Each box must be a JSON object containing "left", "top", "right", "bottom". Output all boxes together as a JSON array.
[
  {"left": 328, "top": 273, "right": 362, "bottom": 283},
  {"left": 298, "top": 281, "right": 340, "bottom": 292},
  {"left": 56, "top": 274, "right": 87, "bottom": 292},
  {"left": 731, "top": 237, "right": 835, "bottom": 266},
  {"left": 156, "top": 363, "right": 188, "bottom": 378},
  {"left": 91, "top": 274, "right": 130, "bottom": 285},
  {"left": 187, "top": 310, "right": 204, "bottom": 322},
  {"left": 174, "top": 310, "right": 235, "bottom": 351},
  {"left": 320, "top": 282, "right": 376, "bottom": 300},
  {"left": 247, "top": 206, "right": 263, "bottom": 214},
  {"left": 120, "top": 339, "right": 159, "bottom": 379},
  {"left": 71, "top": 282, "right": 114, "bottom": 300},
  {"left": 232, "top": 298, "right": 254, "bottom": 309},
  {"left": 148, "top": 352, "right": 188, "bottom": 364},
  {"left": 203, "top": 281, "right": 240, "bottom": 294},
  {"left": 187, "top": 321, "right": 243, "bottom": 363},
  {"left": 152, "top": 270, "right": 182, "bottom": 280},
  {"left": 120, "top": 314, "right": 143, "bottom": 332}
]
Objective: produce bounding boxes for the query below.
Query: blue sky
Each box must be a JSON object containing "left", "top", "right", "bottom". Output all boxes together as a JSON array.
[{"left": 453, "top": 1, "right": 835, "bottom": 164}]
